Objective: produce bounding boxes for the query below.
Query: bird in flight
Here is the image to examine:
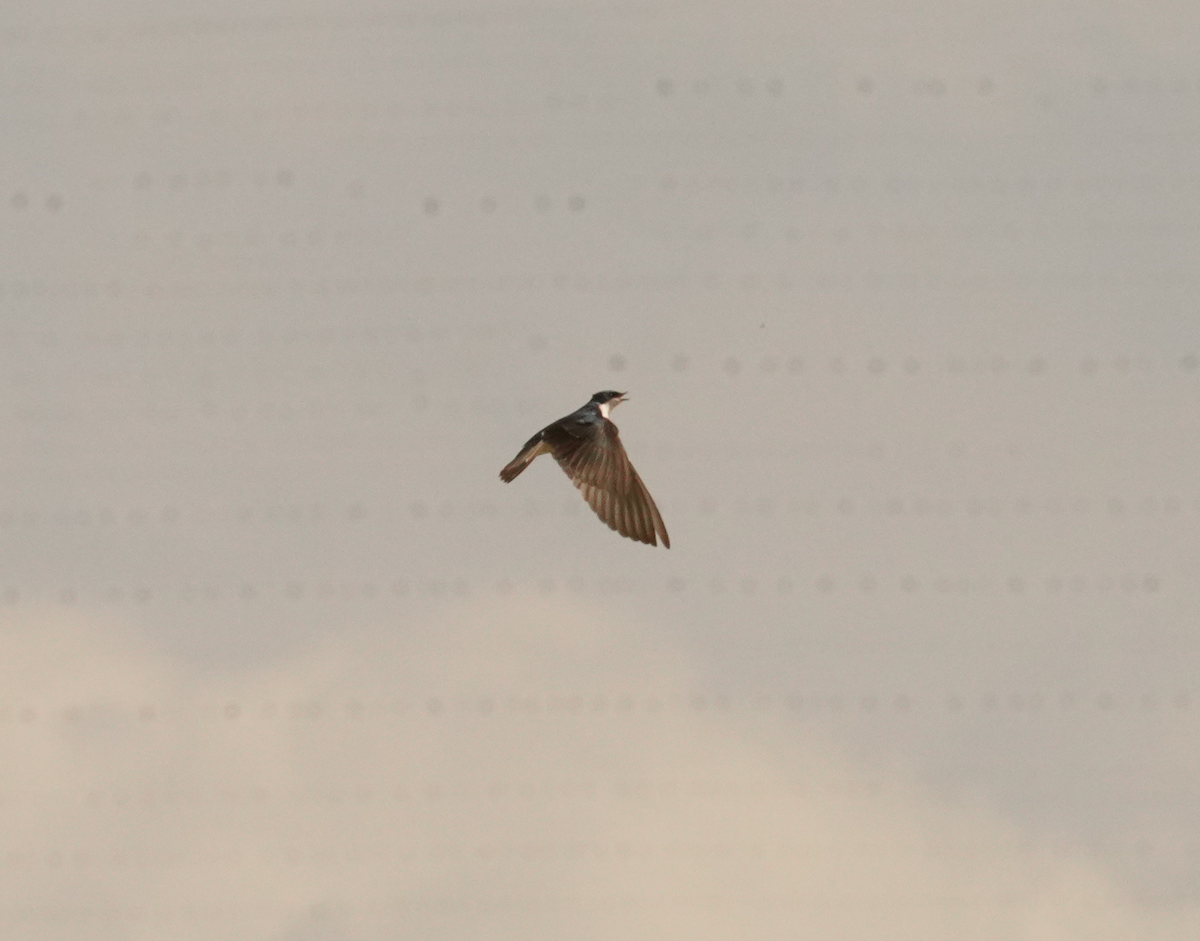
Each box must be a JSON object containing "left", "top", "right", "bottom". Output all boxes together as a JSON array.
[{"left": 500, "top": 391, "right": 670, "bottom": 548}]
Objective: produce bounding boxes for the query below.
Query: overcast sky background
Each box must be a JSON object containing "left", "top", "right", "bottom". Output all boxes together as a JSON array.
[{"left": 2, "top": 1, "right": 1199, "bottom": 937}]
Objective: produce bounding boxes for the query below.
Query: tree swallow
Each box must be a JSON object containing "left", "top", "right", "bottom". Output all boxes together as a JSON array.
[{"left": 500, "top": 391, "right": 670, "bottom": 548}]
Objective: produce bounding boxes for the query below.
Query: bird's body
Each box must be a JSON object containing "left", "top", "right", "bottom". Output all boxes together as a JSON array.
[{"left": 500, "top": 391, "right": 670, "bottom": 548}]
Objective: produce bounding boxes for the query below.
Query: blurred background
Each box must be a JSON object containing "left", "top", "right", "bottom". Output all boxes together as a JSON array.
[{"left": 2, "top": 1, "right": 1199, "bottom": 937}]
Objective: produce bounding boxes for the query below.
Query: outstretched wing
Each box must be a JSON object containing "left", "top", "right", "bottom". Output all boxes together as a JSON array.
[{"left": 544, "top": 419, "right": 670, "bottom": 548}]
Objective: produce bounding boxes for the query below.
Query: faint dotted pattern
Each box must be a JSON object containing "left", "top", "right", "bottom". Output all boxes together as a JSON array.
[
  {"left": 2, "top": 49, "right": 1190, "bottom": 121},
  {"left": 2, "top": 247, "right": 1197, "bottom": 292},
  {"left": 13, "top": 493, "right": 1181, "bottom": 530},
  {"left": 0, "top": 688, "right": 1192, "bottom": 733},
  {"left": 7, "top": 190, "right": 64, "bottom": 212},
  {"left": 1, "top": 327, "right": 1194, "bottom": 380},
  {"left": 0, "top": 570, "right": 1164, "bottom": 609},
  {"left": 645, "top": 71, "right": 1187, "bottom": 101},
  {"left": 1, "top": 348, "right": 1195, "bottom": 433}
]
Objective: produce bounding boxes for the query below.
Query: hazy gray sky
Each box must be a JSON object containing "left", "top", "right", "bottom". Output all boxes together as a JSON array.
[{"left": 2, "top": 1, "right": 1199, "bottom": 937}]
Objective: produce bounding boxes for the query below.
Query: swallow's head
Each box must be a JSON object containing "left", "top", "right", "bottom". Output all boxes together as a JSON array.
[{"left": 590, "top": 390, "right": 627, "bottom": 418}]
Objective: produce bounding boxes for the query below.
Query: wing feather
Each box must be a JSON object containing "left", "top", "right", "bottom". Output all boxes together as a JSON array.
[{"left": 543, "top": 418, "right": 669, "bottom": 547}]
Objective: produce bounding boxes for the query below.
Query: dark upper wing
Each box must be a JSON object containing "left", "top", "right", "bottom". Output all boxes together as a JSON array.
[{"left": 542, "top": 417, "right": 670, "bottom": 548}]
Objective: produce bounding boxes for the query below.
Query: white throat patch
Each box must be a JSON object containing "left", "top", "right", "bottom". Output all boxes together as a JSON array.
[{"left": 598, "top": 400, "right": 612, "bottom": 419}]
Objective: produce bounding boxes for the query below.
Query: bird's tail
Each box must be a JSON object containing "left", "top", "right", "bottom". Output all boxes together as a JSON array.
[{"left": 499, "top": 436, "right": 550, "bottom": 482}]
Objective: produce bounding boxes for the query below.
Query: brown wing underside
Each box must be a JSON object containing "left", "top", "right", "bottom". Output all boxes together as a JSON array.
[{"left": 544, "top": 420, "right": 670, "bottom": 548}]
